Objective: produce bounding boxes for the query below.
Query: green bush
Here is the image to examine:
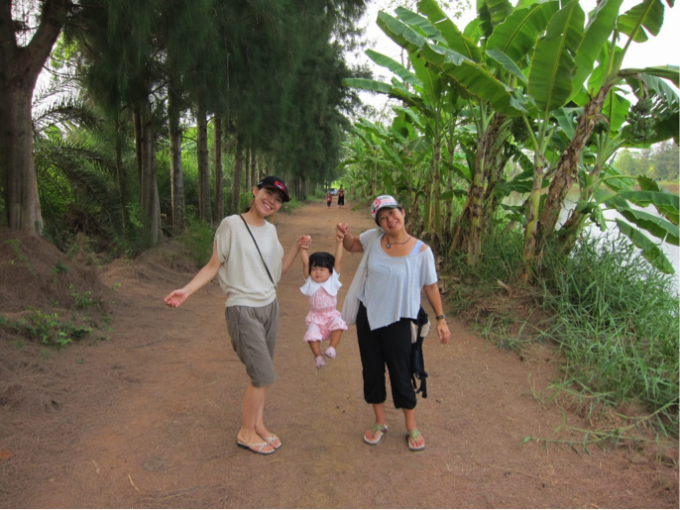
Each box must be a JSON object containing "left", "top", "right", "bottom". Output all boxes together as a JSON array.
[
  {"left": 177, "top": 217, "right": 215, "bottom": 267},
  {"left": 1, "top": 311, "right": 93, "bottom": 348}
]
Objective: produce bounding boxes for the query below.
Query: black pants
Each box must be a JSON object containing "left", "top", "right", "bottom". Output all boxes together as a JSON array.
[
  {"left": 356, "top": 302, "right": 416, "bottom": 409},
  {"left": 338, "top": 195, "right": 345, "bottom": 206}
]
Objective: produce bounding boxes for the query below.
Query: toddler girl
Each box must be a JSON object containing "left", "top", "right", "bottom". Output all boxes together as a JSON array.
[
  {"left": 299, "top": 231, "right": 348, "bottom": 368},
  {"left": 326, "top": 192, "right": 333, "bottom": 209}
]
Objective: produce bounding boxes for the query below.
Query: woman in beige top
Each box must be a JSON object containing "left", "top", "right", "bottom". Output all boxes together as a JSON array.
[{"left": 164, "top": 176, "right": 310, "bottom": 455}]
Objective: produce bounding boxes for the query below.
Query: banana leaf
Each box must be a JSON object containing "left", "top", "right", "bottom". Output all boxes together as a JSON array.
[
  {"left": 569, "top": 0, "right": 624, "bottom": 100},
  {"left": 527, "top": 1, "right": 585, "bottom": 114},
  {"left": 618, "top": 190, "right": 680, "bottom": 225},
  {"left": 486, "top": 48, "right": 527, "bottom": 83},
  {"left": 617, "top": 0, "right": 665, "bottom": 43},
  {"left": 619, "top": 65, "right": 679, "bottom": 87},
  {"left": 416, "top": 0, "right": 482, "bottom": 62},
  {"left": 487, "top": 0, "right": 559, "bottom": 66},
  {"left": 615, "top": 219, "right": 675, "bottom": 274},
  {"left": 366, "top": 50, "right": 422, "bottom": 87}
]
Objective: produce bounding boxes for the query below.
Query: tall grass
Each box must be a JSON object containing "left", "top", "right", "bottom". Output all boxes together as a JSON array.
[
  {"left": 445, "top": 228, "right": 525, "bottom": 315},
  {"left": 445, "top": 227, "right": 679, "bottom": 433},
  {"left": 538, "top": 234, "right": 679, "bottom": 431}
]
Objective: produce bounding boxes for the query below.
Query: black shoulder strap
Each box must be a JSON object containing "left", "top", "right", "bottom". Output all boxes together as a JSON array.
[
  {"left": 411, "top": 306, "right": 429, "bottom": 398},
  {"left": 239, "top": 215, "right": 276, "bottom": 288}
]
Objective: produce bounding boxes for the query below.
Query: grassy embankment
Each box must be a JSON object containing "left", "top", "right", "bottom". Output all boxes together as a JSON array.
[{"left": 445, "top": 228, "right": 679, "bottom": 444}]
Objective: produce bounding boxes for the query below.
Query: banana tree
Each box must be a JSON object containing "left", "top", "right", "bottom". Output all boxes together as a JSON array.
[
  {"left": 345, "top": 26, "right": 453, "bottom": 239},
  {"left": 556, "top": 71, "right": 679, "bottom": 273},
  {"left": 533, "top": 0, "right": 677, "bottom": 264},
  {"left": 378, "top": 2, "right": 529, "bottom": 264}
]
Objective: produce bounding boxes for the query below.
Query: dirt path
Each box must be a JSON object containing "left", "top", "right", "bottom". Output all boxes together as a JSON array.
[{"left": 1, "top": 200, "right": 677, "bottom": 508}]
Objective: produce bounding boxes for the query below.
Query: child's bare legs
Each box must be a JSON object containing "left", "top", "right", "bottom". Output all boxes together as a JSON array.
[
  {"left": 324, "top": 329, "right": 342, "bottom": 359},
  {"left": 238, "top": 382, "right": 276, "bottom": 452},
  {"left": 308, "top": 340, "right": 326, "bottom": 368}
]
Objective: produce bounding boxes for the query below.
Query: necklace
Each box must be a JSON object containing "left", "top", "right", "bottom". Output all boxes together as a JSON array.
[{"left": 386, "top": 235, "right": 412, "bottom": 249}]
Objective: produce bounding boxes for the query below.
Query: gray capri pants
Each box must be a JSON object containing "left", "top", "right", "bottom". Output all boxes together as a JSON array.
[{"left": 225, "top": 300, "right": 279, "bottom": 387}]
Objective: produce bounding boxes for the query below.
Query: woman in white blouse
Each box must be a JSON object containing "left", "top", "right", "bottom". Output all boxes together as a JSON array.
[{"left": 337, "top": 195, "right": 450, "bottom": 451}]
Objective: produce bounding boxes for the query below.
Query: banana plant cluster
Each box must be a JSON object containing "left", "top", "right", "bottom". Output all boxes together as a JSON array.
[{"left": 344, "top": 0, "right": 679, "bottom": 275}]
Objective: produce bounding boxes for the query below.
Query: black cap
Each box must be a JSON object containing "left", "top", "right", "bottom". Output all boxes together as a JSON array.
[{"left": 257, "top": 176, "right": 290, "bottom": 202}]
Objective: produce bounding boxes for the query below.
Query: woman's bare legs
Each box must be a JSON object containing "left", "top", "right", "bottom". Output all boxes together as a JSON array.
[
  {"left": 364, "top": 402, "right": 387, "bottom": 442},
  {"left": 403, "top": 408, "right": 424, "bottom": 448},
  {"left": 238, "top": 382, "right": 275, "bottom": 453}
]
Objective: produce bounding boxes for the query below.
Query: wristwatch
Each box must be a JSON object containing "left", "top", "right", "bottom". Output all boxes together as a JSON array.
[{"left": 435, "top": 314, "right": 446, "bottom": 321}]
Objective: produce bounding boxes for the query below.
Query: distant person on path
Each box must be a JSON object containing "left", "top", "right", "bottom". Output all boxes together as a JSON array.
[
  {"left": 299, "top": 230, "right": 348, "bottom": 369},
  {"left": 337, "top": 185, "right": 345, "bottom": 209},
  {"left": 326, "top": 191, "right": 333, "bottom": 209},
  {"left": 337, "top": 194, "right": 450, "bottom": 451},
  {"left": 164, "top": 176, "right": 311, "bottom": 456}
]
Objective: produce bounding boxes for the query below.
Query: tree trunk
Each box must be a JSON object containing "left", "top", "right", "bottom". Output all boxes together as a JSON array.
[
  {"left": 138, "top": 96, "right": 161, "bottom": 248},
  {"left": 251, "top": 150, "right": 257, "bottom": 188},
  {"left": 467, "top": 114, "right": 505, "bottom": 266},
  {"left": 424, "top": 135, "right": 442, "bottom": 237},
  {"left": 133, "top": 105, "right": 143, "bottom": 184},
  {"left": 249, "top": 146, "right": 256, "bottom": 191},
  {"left": 231, "top": 137, "right": 244, "bottom": 215},
  {"left": 214, "top": 116, "right": 224, "bottom": 222},
  {"left": 522, "top": 152, "right": 546, "bottom": 277},
  {"left": 482, "top": 118, "right": 510, "bottom": 230},
  {"left": 0, "top": 0, "right": 71, "bottom": 232},
  {"left": 482, "top": 153, "right": 508, "bottom": 231},
  {"left": 114, "top": 117, "right": 129, "bottom": 239},
  {"left": 168, "top": 85, "right": 185, "bottom": 235},
  {"left": 557, "top": 162, "right": 603, "bottom": 255},
  {"left": 535, "top": 85, "right": 611, "bottom": 259},
  {"left": 196, "top": 108, "right": 211, "bottom": 223},
  {"left": 0, "top": 86, "right": 43, "bottom": 231}
]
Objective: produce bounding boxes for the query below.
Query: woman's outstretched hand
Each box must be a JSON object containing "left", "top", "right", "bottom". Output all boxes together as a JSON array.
[
  {"left": 336, "top": 223, "right": 349, "bottom": 236},
  {"left": 164, "top": 289, "right": 190, "bottom": 308}
]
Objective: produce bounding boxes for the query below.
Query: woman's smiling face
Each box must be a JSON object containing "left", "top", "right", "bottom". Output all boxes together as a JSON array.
[
  {"left": 377, "top": 207, "right": 405, "bottom": 233},
  {"left": 253, "top": 187, "right": 285, "bottom": 217}
]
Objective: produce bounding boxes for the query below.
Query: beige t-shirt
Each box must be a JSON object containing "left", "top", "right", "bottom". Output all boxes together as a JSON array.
[{"left": 215, "top": 215, "right": 283, "bottom": 308}]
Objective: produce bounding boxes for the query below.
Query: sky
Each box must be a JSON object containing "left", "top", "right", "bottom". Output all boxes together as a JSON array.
[{"left": 349, "top": 0, "right": 680, "bottom": 114}]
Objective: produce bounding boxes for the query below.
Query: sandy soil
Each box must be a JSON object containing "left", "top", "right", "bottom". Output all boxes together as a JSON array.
[{"left": 0, "top": 200, "right": 677, "bottom": 508}]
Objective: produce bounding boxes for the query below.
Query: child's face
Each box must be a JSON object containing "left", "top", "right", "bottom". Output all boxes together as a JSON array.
[{"left": 310, "top": 265, "right": 332, "bottom": 283}]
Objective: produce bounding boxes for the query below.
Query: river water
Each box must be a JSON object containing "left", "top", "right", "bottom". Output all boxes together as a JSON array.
[{"left": 504, "top": 194, "right": 680, "bottom": 292}]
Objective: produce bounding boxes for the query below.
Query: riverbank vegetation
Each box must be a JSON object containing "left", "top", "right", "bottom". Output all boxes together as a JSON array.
[{"left": 445, "top": 228, "right": 678, "bottom": 435}]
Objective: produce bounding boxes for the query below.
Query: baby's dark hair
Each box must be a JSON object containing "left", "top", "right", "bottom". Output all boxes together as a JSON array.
[{"left": 309, "top": 251, "right": 335, "bottom": 273}]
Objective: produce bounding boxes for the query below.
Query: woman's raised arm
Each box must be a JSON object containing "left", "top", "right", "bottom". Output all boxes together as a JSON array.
[{"left": 337, "top": 223, "right": 364, "bottom": 253}]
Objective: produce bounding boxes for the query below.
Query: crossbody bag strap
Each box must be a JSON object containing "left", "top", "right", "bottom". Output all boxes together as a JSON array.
[{"left": 239, "top": 214, "right": 276, "bottom": 288}]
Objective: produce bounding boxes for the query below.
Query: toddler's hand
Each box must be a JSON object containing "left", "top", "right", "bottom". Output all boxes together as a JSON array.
[
  {"left": 336, "top": 223, "right": 349, "bottom": 236},
  {"left": 336, "top": 231, "right": 344, "bottom": 243},
  {"left": 298, "top": 235, "right": 312, "bottom": 250}
]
